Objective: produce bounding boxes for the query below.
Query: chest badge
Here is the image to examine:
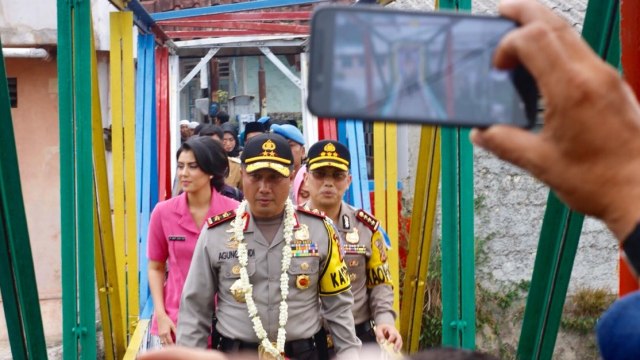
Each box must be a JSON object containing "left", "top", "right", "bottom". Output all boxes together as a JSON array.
[
  {"left": 295, "top": 224, "right": 310, "bottom": 241},
  {"left": 231, "top": 264, "right": 241, "bottom": 275},
  {"left": 345, "top": 228, "right": 360, "bottom": 244},
  {"left": 231, "top": 288, "right": 246, "bottom": 303},
  {"left": 296, "top": 274, "right": 310, "bottom": 290},
  {"left": 226, "top": 235, "right": 239, "bottom": 249}
]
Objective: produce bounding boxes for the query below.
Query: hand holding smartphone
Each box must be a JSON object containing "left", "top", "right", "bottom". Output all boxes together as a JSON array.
[{"left": 307, "top": 5, "right": 538, "bottom": 128}]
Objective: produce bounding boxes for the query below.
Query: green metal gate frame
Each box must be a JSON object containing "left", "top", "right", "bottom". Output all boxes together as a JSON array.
[
  {"left": 57, "top": 0, "right": 96, "bottom": 358},
  {"left": 438, "top": 0, "right": 476, "bottom": 350},
  {"left": 0, "top": 38, "right": 48, "bottom": 360},
  {"left": 516, "top": 0, "right": 620, "bottom": 358}
]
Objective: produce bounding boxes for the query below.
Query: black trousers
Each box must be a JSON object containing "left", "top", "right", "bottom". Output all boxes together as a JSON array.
[{"left": 218, "top": 329, "right": 329, "bottom": 360}]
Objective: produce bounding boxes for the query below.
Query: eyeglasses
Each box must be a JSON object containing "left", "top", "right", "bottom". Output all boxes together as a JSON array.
[{"left": 310, "top": 170, "right": 348, "bottom": 181}]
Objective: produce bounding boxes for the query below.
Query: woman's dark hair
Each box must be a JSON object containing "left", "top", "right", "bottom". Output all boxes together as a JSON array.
[
  {"left": 221, "top": 122, "right": 242, "bottom": 157},
  {"left": 199, "top": 124, "right": 224, "bottom": 140},
  {"left": 176, "top": 137, "right": 229, "bottom": 192}
]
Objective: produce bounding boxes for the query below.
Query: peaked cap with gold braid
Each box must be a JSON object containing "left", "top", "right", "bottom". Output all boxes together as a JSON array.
[
  {"left": 240, "top": 133, "right": 293, "bottom": 177},
  {"left": 307, "top": 140, "right": 350, "bottom": 172}
]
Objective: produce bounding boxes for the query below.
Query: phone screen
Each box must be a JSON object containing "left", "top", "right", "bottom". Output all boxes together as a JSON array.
[{"left": 308, "top": 7, "right": 537, "bottom": 127}]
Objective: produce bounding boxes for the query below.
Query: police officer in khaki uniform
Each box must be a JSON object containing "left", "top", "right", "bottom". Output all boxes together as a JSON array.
[
  {"left": 303, "top": 140, "right": 402, "bottom": 352},
  {"left": 177, "top": 133, "right": 361, "bottom": 360}
]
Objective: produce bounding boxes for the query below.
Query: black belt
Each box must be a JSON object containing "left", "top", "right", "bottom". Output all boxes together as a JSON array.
[
  {"left": 218, "top": 333, "right": 318, "bottom": 356},
  {"left": 355, "top": 320, "right": 374, "bottom": 337}
]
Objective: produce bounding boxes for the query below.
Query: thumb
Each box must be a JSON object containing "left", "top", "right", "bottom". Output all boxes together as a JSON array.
[{"left": 470, "top": 125, "right": 550, "bottom": 176}]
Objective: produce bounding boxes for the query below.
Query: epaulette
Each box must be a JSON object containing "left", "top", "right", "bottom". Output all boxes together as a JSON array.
[
  {"left": 355, "top": 209, "right": 379, "bottom": 232},
  {"left": 296, "top": 205, "right": 326, "bottom": 219},
  {"left": 207, "top": 211, "right": 236, "bottom": 228}
]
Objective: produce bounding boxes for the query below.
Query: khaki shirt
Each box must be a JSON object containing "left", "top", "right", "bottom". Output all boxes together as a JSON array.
[
  {"left": 335, "top": 203, "right": 395, "bottom": 327},
  {"left": 176, "top": 206, "right": 361, "bottom": 356},
  {"left": 225, "top": 157, "right": 242, "bottom": 190}
]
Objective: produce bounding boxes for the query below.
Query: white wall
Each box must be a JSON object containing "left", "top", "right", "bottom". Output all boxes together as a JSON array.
[
  {"left": 0, "top": 0, "right": 57, "bottom": 45},
  {"left": 0, "top": 0, "right": 120, "bottom": 50}
]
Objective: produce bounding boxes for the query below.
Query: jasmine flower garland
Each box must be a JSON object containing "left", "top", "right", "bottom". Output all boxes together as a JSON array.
[{"left": 231, "top": 199, "right": 296, "bottom": 360}]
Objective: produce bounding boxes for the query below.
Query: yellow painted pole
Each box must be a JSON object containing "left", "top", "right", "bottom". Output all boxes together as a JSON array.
[
  {"left": 110, "top": 11, "right": 138, "bottom": 339},
  {"left": 92, "top": 23, "right": 126, "bottom": 358},
  {"left": 399, "top": 126, "right": 441, "bottom": 353},
  {"left": 110, "top": 12, "right": 128, "bottom": 339},
  {"left": 372, "top": 122, "right": 387, "bottom": 225},
  {"left": 121, "top": 11, "right": 140, "bottom": 336},
  {"left": 122, "top": 320, "right": 150, "bottom": 360},
  {"left": 373, "top": 121, "right": 402, "bottom": 328},
  {"left": 384, "top": 123, "right": 400, "bottom": 323}
]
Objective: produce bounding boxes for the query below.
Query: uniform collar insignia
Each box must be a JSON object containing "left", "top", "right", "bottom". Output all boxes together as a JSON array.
[{"left": 342, "top": 214, "right": 350, "bottom": 230}]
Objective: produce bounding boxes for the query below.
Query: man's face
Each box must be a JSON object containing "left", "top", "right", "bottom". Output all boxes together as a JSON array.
[
  {"left": 305, "top": 166, "right": 351, "bottom": 209},
  {"left": 242, "top": 168, "right": 293, "bottom": 218},
  {"left": 288, "top": 140, "right": 305, "bottom": 170},
  {"left": 180, "top": 124, "right": 190, "bottom": 138}
]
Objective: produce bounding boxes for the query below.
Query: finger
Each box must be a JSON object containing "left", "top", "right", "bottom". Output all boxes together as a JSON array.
[
  {"left": 394, "top": 337, "right": 403, "bottom": 352},
  {"left": 470, "top": 126, "right": 552, "bottom": 177},
  {"left": 499, "top": 0, "right": 567, "bottom": 28},
  {"left": 167, "top": 324, "right": 177, "bottom": 345},
  {"left": 374, "top": 327, "right": 386, "bottom": 344},
  {"left": 494, "top": 1, "right": 596, "bottom": 100}
]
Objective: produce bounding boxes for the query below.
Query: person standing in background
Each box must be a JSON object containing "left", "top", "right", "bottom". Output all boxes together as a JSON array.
[
  {"left": 147, "top": 137, "right": 239, "bottom": 348},
  {"left": 180, "top": 120, "right": 191, "bottom": 144},
  {"left": 303, "top": 140, "right": 402, "bottom": 352},
  {"left": 270, "top": 123, "right": 306, "bottom": 180}
]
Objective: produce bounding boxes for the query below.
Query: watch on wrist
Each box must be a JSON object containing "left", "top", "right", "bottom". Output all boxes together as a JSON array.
[{"left": 622, "top": 223, "right": 640, "bottom": 278}]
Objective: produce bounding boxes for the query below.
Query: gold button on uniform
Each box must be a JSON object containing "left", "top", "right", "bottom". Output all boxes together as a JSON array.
[
  {"left": 232, "top": 264, "right": 241, "bottom": 275},
  {"left": 300, "top": 262, "right": 309, "bottom": 271}
]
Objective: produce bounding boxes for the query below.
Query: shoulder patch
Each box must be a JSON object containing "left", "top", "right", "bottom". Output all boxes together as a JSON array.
[
  {"left": 207, "top": 211, "right": 236, "bottom": 228},
  {"left": 355, "top": 209, "right": 379, "bottom": 232},
  {"left": 296, "top": 205, "right": 326, "bottom": 219}
]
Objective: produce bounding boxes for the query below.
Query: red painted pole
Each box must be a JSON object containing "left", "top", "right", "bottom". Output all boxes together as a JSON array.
[
  {"left": 620, "top": 0, "right": 640, "bottom": 295},
  {"left": 156, "top": 47, "right": 171, "bottom": 201}
]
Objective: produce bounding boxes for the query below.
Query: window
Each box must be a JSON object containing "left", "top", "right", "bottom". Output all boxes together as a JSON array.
[{"left": 8, "top": 77, "right": 16, "bottom": 108}]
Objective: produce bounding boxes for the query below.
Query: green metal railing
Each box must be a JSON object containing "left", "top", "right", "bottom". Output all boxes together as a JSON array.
[
  {"left": 516, "top": 0, "right": 620, "bottom": 358},
  {"left": 438, "top": 0, "right": 476, "bottom": 350},
  {"left": 0, "top": 39, "right": 48, "bottom": 360},
  {"left": 57, "top": 0, "right": 96, "bottom": 358}
]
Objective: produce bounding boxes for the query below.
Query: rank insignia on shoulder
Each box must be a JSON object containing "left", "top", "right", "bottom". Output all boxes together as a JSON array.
[
  {"left": 355, "top": 209, "right": 379, "bottom": 231},
  {"left": 296, "top": 205, "right": 326, "bottom": 218},
  {"left": 207, "top": 211, "right": 236, "bottom": 228}
]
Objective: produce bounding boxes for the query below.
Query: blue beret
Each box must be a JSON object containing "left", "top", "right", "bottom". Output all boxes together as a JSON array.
[
  {"left": 258, "top": 116, "right": 271, "bottom": 124},
  {"left": 597, "top": 290, "right": 640, "bottom": 360},
  {"left": 270, "top": 123, "right": 305, "bottom": 146}
]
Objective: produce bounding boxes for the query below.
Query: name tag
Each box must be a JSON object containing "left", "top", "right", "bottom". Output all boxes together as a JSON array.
[
  {"left": 343, "top": 244, "right": 367, "bottom": 255},
  {"left": 168, "top": 235, "right": 186, "bottom": 242}
]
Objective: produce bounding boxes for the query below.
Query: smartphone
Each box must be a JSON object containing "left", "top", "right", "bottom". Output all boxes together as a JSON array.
[{"left": 307, "top": 6, "right": 538, "bottom": 128}]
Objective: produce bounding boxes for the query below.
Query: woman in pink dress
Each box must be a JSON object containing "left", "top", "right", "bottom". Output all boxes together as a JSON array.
[{"left": 147, "top": 137, "right": 239, "bottom": 347}]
